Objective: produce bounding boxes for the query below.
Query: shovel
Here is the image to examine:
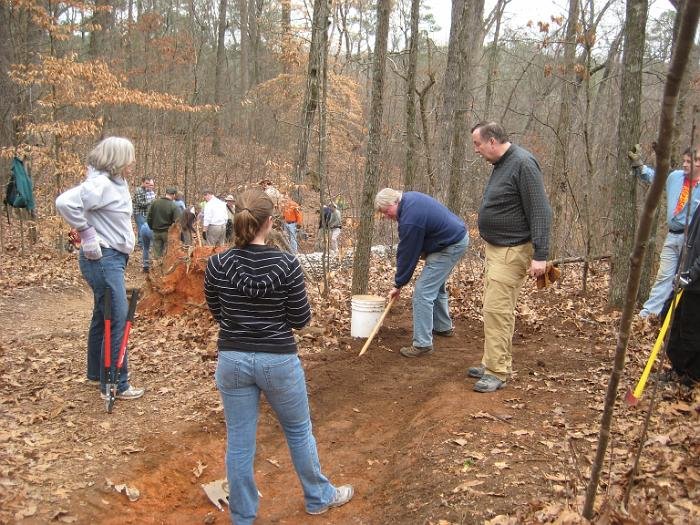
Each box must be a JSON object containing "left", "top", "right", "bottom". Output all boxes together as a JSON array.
[
  {"left": 105, "top": 289, "right": 140, "bottom": 413},
  {"left": 624, "top": 290, "right": 683, "bottom": 406},
  {"left": 358, "top": 296, "right": 396, "bottom": 357}
]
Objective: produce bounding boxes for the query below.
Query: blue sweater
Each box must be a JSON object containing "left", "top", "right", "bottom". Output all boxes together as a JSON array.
[
  {"left": 639, "top": 166, "right": 700, "bottom": 231},
  {"left": 394, "top": 192, "right": 467, "bottom": 288}
]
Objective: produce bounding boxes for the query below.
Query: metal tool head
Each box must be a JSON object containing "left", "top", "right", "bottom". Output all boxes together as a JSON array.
[
  {"left": 105, "top": 383, "right": 117, "bottom": 413},
  {"left": 201, "top": 479, "right": 229, "bottom": 511}
]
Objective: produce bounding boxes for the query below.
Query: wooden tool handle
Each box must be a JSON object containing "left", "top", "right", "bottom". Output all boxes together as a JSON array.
[{"left": 358, "top": 296, "right": 396, "bottom": 356}]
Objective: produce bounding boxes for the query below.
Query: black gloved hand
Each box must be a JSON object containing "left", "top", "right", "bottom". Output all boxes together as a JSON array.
[
  {"left": 627, "top": 144, "right": 643, "bottom": 168},
  {"left": 679, "top": 271, "right": 692, "bottom": 289}
]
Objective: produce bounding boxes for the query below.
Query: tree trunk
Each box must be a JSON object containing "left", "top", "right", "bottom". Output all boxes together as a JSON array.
[
  {"left": 484, "top": 0, "right": 505, "bottom": 119},
  {"left": 584, "top": 3, "right": 699, "bottom": 517},
  {"left": 351, "top": 0, "right": 391, "bottom": 296},
  {"left": 89, "top": 0, "right": 114, "bottom": 58},
  {"left": 402, "top": 0, "right": 420, "bottom": 190},
  {"left": 211, "top": 0, "right": 228, "bottom": 155},
  {"left": 445, "top": 0, "right": 485, "bottom": 215},
  {"left": 549, "top": 0, "right": 580, "bottom": 259},
  {"left": 293, "top": 0, "right": 331, "bottom": 203},
  {"left": 281, "top": 0, "right": 292, "bottom": 73},
  {"left": 238, "top": 0, "right": 249, "bottom": 96},
  {"left": 608, "top": 0, "right": 649, "bottom": 308}
]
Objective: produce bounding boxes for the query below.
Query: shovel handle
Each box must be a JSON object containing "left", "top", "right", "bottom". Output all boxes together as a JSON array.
[
  {"left": 103, "top": 290, "right": 112, "bottom": 369},
  {"left": 631, "top": 290, "right": 683, "bottom": 401},
  {"left": 358, "top": 297, "right": 396, "bottom": 357}
]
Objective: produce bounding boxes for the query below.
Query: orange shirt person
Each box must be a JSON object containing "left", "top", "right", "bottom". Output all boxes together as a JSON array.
[{"left": 281, "top": 198, "right": 302, "bottom": 254}]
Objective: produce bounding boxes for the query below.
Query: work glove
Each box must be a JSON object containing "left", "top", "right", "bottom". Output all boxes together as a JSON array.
[
  {"left": 536, "top": 263, "right": 561, "bottom": 289},
  {"left": 79, "top": 226, "right": 102, "bottom": 260},
  {"left": 627, "top": 144, "right": 643, "bottom": 168},
  {"left": 679, "top": 271, "right": 692, "bottom": 289}
]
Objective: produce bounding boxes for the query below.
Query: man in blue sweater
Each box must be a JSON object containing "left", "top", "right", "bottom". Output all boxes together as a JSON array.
[
  {"left": 375, "top": 188, "right": 469, "bottom": 357},
  {"left": 630, "top": 147, "right": 700, "bottom": 318},
  {"left": 469, "top": 122, "right": 552, "bottom": 393}
]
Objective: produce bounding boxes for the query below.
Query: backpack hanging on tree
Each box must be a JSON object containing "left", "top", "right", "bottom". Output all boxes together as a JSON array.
[{"left": 4, "top": 157, "right": 36, "bottom": 212}]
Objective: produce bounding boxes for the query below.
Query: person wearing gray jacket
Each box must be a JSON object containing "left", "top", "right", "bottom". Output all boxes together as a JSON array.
[{"left": 56, "top": 137, "right": 144, "bottom": 401}]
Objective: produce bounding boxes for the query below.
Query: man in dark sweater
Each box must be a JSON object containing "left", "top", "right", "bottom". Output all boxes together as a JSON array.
[
  {"left": 147, "top": 187, "right": 182, "bottom": 258},
  {"left": 468, "top": 121, "right": 552, "bottom": 393},
  {"left": 375, "top": 188, "right": 469, "bottom": 357}
]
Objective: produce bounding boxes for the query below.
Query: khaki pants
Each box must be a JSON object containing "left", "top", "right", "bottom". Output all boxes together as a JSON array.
[{"left": 481, "top": 242, "right": 533, "bottom": 381}]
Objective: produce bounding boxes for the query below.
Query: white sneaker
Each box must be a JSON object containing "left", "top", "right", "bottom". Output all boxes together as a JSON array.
[
  {"left": 306, "top": 485, "right": 354, "bottom": 515},
  {"left": 101, "top": 385, "right": 145, "bottom": 400}
]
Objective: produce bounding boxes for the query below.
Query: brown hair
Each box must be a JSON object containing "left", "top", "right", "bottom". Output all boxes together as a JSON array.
[{"left": 234, "top": 188, "right": 274, "bottom": 247}]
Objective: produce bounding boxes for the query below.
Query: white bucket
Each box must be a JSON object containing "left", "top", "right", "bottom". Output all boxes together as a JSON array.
[{"left": 351, "top": 295, "right": 386, "bottom": 338}]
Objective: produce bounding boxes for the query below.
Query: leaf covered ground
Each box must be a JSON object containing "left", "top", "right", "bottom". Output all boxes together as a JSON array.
[{"left": 0, "top": 224, "right": 698, "bottom": 524}]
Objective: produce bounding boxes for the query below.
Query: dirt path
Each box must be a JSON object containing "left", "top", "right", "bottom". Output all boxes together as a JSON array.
[{"left": 2, "top": 274, "right": 696, "bottom": 524}]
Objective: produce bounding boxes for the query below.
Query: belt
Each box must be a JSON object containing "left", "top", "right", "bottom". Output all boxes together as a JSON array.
[{"left": 669, "top": 228, "right": 684, "bottom": 234}]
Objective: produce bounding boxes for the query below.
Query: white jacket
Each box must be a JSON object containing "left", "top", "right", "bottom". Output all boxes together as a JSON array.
[
  {"left": 203, "top": 196, "right": 229, "bottom": 227},
  {"left": 56, "top": 167, "right": 135, "bottom": 254}
]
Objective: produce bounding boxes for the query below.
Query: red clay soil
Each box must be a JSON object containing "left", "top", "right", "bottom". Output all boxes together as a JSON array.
[{"left": 67, "top": 308, "right": 600, "bottom": 525}]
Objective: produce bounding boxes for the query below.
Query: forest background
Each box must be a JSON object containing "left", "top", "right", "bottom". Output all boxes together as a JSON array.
[
  {"left": 1, "top": 0, "right": 698, "bottom": 305},
  {"left": 1, "top": 0, "right": 699, "bottom": 522}
]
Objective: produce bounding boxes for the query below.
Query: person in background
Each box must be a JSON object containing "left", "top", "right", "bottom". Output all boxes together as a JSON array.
[
  {"left": 375, "top": 188, "right": 469, "bottom": 359},
  {"left": 666, "top": 162, "right": 700, "bottom": 387},
  {"left": 202, "top": 189, "right": 229, "bottom": 246},
  {"left": 281, "top": 196, "right": 303, "bottom": 254},
  {"left": 55, "top": 137, "right": 144, "bottom": 400},
  {"left": 316, "top": 202, "right": 342, "bottom": 255},
  {"left": 132, "top": 176, "right": 155, "bottom": 248},
  {"left": 147, "top": 187, "right": 182, "bottom": 258},
  {"left": 204, "top": 188, "right": 353, "bottom": 524},
  {"left": 180, "top": 207, "right": 197, "bottom": 245},
  {"left": 139, "top": 222, "right": 153, "bottom": 273},
  {"left": 174, "top": 190, "right": 187, "bottom": 212},
  {"left": 225, "top": 194, "right": 236, "bottom": 243},
  {"left": 630, "top": 145, "right": 700, "bottom": 318},
  {"left": 468, "top": 121, "right": 552, "bottom": 393}
]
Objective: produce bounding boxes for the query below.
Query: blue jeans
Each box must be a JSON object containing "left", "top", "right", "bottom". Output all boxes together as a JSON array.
[
  {"left": 640, "top": 232, "right": 684, "bottom": 317},
  {"left": 215, "top": 351, "right": 336, "bottom": 524},
  {"left": 79, "top": 248, "right": 129, "bottom": 392},
  {"left": 285, "top": 222, "right": 298, "bottom": 254},
  {"left": 413, "top": 234, "right": 469, "bottom": 348},
  {"left": 139, "top": 223, "right": 153, "bottom": 269},
  {"left": 134, "top": 213, "right": 147, "bottom": 247}
]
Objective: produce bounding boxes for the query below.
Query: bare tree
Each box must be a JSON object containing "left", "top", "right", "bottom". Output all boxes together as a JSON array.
[
  {"left": 445, "top": 0, "right": 485, "bottom": 215},
  {"left": 608, "top": 0, "right": 649, "bottom": 307},
  {"left": 211, "top": 0, "right": 228, "bottom": 155},
  {"left": 293, "top": 0, "right": 331, "bottom": 203},
  {"left": 351, "top": 0, "right": 391, "bottom": 295},
  {"left": 583, "top": 2, "right": 699, "bottom": 517},
  {"left": 402, "top": 0, "right": 420, "bottom": 190}
]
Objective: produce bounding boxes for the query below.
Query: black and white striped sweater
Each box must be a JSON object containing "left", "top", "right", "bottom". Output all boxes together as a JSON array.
[{"left": 204, "top": 244, "right": 311, "bottom": 353}]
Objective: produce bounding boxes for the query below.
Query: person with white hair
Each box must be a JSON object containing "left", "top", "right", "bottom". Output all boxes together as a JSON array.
[
  {"left": 375, "top": 188, "right": 469, "bottom": 358},
  {"left": 56, "top": 137, "right": 145, "bottom": 401}
]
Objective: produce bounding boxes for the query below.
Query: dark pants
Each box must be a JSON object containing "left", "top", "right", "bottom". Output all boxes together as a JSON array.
[
  {"left": 152, "top": 231, "right": 169, "bottom": 258},
  {"left": 667, "top": 291, "right": 700, "bottom": 383}
]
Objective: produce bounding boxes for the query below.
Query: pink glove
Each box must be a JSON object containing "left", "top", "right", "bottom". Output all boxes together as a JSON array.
[{"left": 79, "top": 226, "right": 102, "bottom": 260}]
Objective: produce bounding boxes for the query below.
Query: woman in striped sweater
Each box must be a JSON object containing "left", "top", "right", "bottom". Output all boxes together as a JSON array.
[{"left": 204, "top": 188, "right": 353, "bottom": 524}]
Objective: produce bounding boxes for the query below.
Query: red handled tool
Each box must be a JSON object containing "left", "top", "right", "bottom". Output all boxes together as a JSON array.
[{"left": 104, "top": 289, "right": 140, "bottom": 413}]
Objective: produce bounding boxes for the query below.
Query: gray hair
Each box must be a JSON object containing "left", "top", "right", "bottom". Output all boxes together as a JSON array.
[
  {"left": 471, "top": 121, "right": 509, "bottom": 144},
  {"left": 87, "top": 137, "right": 135, "bottom": 177},
  {"left": 375, "top": 188, "right": 403, "bottom": 210}
]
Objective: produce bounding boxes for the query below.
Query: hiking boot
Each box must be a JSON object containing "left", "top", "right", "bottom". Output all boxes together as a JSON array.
[
  {"left": 432, "top": 328, "right": 454, "bottom": 337},
  {"left": 467, "top": 365, "right": 485, "bottom": 378},
  {"left": 101, "top": 385, "right": 145, "bottom": 400},
  {"left": 306, "top": 485, "right": 354, "bottom": 515},
  {"left": 400, "top": 345, "right": 434, "bottom": 358},
  {"left": 473, "top": 374, "right": 506, "bottom": 393}
]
